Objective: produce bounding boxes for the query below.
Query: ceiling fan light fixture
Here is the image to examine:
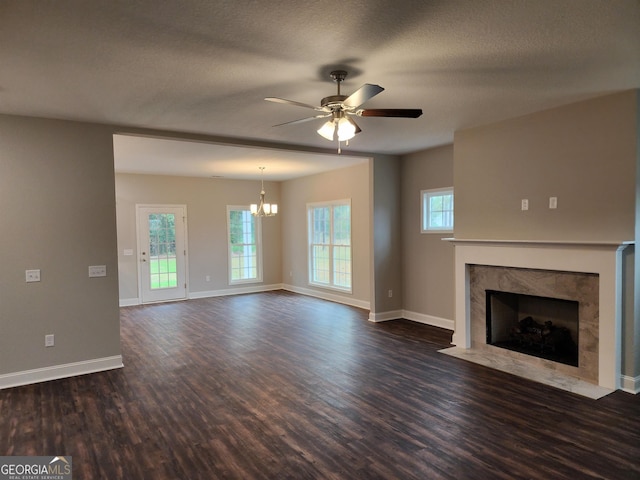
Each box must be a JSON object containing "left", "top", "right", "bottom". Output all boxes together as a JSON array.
[
  {"left": 336, "top": 117, "right": 356, "bottom": 141},
  {"left": 267, "top": 69, "right": 422, "bottom": 153},
  {"left": 317, "top": 120, "right": 336, "bottom": 140}
]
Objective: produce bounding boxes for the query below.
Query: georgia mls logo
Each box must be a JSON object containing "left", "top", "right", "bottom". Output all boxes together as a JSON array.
[
  {"left": 49, "top": 456, "right": 71, "bottom": 473},
  {"left": 0, "top": 455, "right": 72, "bottom": 479}
]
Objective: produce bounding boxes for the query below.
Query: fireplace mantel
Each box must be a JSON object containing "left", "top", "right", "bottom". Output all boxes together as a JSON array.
[
  {"left": 443, "top": 238, "right": 633, "bottom": 249},
  {"left": 444, "top": 238, "right": 633, "bottom": 390}
]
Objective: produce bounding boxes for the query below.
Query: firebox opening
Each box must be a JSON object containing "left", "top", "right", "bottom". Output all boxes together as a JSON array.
[{"left": 486, "top": 290, "right": 579, "bottom": 367}]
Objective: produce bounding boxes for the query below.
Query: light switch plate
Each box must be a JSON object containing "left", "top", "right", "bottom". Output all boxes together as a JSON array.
[
  {"left": 26, "top": 269, "right": 41, "bottom": 282},
  {"left": 88, "top": 265, "right": 107, "bottom": 277}
]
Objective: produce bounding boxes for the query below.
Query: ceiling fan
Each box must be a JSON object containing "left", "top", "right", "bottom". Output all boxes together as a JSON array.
[{"left": 265, "top": 70, "right": 423, "bottom": 153}]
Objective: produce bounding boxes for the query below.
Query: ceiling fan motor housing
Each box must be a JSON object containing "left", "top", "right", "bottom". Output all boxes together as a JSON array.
[{"left": 321, "top": 95, "right": 348, "bottom": 110}]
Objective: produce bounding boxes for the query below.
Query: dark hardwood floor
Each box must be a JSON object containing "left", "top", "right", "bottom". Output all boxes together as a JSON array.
[{"left": 1, "top": 291, "right": 639, "bottom": 479}]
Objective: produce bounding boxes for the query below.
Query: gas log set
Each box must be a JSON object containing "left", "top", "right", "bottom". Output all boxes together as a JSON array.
[{"left": 508, "top": 316, "right": 578, "bottom": 365}]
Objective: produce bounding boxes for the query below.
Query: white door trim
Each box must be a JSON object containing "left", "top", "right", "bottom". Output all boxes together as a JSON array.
[{"left": 135, "top": 204, "right": 189, "bottom": 304}]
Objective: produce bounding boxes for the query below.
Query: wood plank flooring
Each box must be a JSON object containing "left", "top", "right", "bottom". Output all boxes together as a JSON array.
[{"left": 1, "top": 291, "right": 639, "bottom": 479}]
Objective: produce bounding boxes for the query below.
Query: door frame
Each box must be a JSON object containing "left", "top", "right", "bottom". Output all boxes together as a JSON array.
[{"left": 135, "top": 204, "right": 189, "bottom": 304}]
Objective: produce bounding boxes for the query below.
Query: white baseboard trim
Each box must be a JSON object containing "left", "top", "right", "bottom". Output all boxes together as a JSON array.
[
  {"left": 621, "top": 374, "right": 640, "bottom": 394},
  {"left": 368, "top": 310, "right": 403, "bottom": 322},
  {"left": 189, "top": 283, "right": 284, "bottom": 300},
  {"left": 120, "top": 285, "right": 285, "bottom": 307},
  {"left": 402, "top": 310, "right": 455, "bottom": 331},
  {"left": 282, "top": 284, "right": 370, "bottom": 311},
  {"left": 119, "top": 297, "right": 139, "bottom": 307},
  {"left": 121, "top": 284, "right": 369, "bottom": 309},
  {"left": 0, "top": 355, "right": 124, "bottom": 390},
  {"left": 368, "top": 309, "right": 455, "bottom": 329}
]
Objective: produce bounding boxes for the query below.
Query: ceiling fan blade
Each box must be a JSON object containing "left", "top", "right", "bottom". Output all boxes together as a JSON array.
[
  {"left": 272, "top": 114, "right": 330, "bottom": 127},
  {"left": 343, "top": 84, "right": 384, "bottom": 108},
  {"left": 356, "top": 108, "right": 423, "bottom": 118},
  {"left": 265, "top": 97, "right": 325, "bottom": 111}
]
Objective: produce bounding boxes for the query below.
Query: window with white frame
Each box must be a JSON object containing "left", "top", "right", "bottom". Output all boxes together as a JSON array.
[
  {"left": 421, "top": 187, "right": 454, "bottom": 233},
  {"left": 307, "top": 200, "right": 352, "bottom": 292},
  {"left": 227, "top": 206, "right": 262, "bottom": 284}
]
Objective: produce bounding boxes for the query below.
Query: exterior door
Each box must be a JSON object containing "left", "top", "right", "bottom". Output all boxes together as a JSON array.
[{"left": 137, "top": 205, "right": 188, "bottom": 304}]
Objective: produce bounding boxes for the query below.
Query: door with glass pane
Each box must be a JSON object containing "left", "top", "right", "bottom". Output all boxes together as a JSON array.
[{"left": 137, "top": 205, "right": 187, "bottom": 304}]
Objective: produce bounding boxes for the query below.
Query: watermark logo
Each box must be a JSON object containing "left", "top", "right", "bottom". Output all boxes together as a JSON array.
[{"left": 0, "top": 456, "right": 72, "bottom": 480}]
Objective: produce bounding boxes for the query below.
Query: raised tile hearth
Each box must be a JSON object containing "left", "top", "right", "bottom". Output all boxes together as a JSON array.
[{"left": 438, "top": 346, "right": 613, "bottom": 399}]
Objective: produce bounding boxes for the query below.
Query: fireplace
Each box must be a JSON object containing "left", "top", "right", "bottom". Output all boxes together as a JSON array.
[
  {"left": 445, "top": 239, "right": 631, "bottom": 391},
  {"left": 486, "top": 290, "right": 579, "bottom": 367},
  {"left": 468, "top": 264, "right": 598, "bottom": 383}
]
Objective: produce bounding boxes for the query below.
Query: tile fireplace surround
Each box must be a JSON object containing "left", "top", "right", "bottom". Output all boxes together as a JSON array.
[{"left": 444, "top": 239, "right": 632, "bottom": 395}]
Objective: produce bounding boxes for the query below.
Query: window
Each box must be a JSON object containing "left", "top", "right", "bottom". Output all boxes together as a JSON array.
[
  {"left": 147, "top": 213, "right": 178, "bottom": 289},
  {"left": 227, "top": 206, "right": 262, "bottom": 284},
  {"left": 421, "top": 187, "right": 454, "bottom": 233},
  {"left": 307, "top": 200, "right": 352, "bottom": 292}
]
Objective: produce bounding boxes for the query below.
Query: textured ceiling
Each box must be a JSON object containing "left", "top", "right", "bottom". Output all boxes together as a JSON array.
[{"left": 1, "top": 0, "right": 639, "bottom": 178}]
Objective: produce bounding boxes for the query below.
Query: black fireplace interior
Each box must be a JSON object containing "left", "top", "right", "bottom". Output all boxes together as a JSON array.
[{"left": 486, "top": 290, "right": 579, "bottom": 367}]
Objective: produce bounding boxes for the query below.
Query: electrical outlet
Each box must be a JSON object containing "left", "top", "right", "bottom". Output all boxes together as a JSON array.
[
  {"left": 45, "top": 334, "right": 54, "bottom": 347},
  {"left": 205, "top": 275, "right": 211, "bottom": 282},
  {"left": 549, "top": 197, "right": 558, "bottom": 209},
  {"left": 388, "top": 289, "right": 393, "bottom": 298},
  {"left": 521, "top": 199, "right": 529, "bottom": 211}
]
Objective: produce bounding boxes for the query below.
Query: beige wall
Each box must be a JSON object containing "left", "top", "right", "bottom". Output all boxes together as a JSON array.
[
  {"left": 0, "top": 115, "right": 120, "bottom": 375},
  {"left": 454, "top": 91, "right": 637, "bottom": 242},
  {"left": 281, "top": 162, "right": 371, "bottom": 307},
  {"left": 633, "top": 90, "right": 640, "bottom": 383},
  {"left": 401, "top": 145, "right": 455, "bottom": 322},
  {"left": 453, "top": 90, "right": 639, "bottom": 383},
  {"left": 3, "top": 90, "right": 637, "bottom": 386},
  {"left": 370, "top": 154, "right": 403, "bottom": 316},
  {"left": 115, "top": 174, "right": 282, "bottom": 301}
]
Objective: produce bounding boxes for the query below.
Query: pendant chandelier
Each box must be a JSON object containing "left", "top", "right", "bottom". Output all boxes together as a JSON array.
[{"left": 250, "top": 167, "right": 278, "bottom": 217}]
